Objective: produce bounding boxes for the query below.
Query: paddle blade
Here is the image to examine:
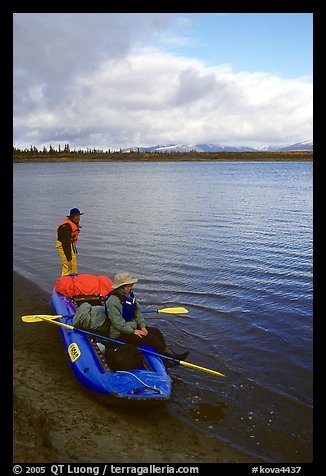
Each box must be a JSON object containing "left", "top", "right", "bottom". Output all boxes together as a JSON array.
[
  {"left": 157, "top": 307, "right": 189, "bottom": 314},
  {"left": 21, "top": 314, "right": 63, "bottom": 323},
  {"left": 180, "top": 360, "right": 226, "bottom": 378}
]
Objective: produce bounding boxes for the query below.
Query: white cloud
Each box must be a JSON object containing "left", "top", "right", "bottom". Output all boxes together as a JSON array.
[{"left": 13, "top": 14, "right": 313, "bottom": 150}]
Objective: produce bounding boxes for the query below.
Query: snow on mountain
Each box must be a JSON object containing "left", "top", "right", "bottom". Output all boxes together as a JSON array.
[
  {"left": 279, "top": 140, "right": 313, "bottom": 151},
  {"left": 122, "top": 140, "right": 312, "bottom": 153},
  {"left": 134, "top": 143, "right": 260, "bottom": 153}
]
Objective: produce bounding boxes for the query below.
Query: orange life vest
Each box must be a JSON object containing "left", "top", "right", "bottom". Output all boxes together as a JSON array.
[{"left": 57, "top": 218, "right": 80, "bottom": 244}]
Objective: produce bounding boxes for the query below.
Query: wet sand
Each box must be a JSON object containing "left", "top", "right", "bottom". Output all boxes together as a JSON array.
[{"left": 13, "top": 271, "right": 261, "bottom": 464}]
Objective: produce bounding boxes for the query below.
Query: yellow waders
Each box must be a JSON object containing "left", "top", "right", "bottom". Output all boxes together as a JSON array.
[{"left": 56, "top": 240, "right": 78, "bottom": 276}]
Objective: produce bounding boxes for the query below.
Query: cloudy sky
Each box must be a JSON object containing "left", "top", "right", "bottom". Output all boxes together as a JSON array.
[{"left": 13, "top": 13, "right": 313, "bottom": 151}]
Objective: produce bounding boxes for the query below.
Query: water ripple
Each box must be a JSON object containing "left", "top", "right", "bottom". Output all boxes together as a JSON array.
[{"left": 13, "top": 161, "right": 313, "bottom": 463}]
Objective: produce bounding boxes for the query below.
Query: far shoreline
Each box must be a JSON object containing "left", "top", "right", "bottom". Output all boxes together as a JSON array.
[{"left": 13, "top": 150, "right": 313, "bottom": 163}]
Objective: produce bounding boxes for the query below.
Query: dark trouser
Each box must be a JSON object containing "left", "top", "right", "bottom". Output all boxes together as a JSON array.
[{"left": 114, "top": 327, "right": 167, "bottom": 353}]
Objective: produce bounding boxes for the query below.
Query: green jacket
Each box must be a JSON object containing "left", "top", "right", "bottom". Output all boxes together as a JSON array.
[
  {"left": 105, "top": 289, "right": 146, "bottom": 339},
  {"left": 72, "top": 289, "right": 146, "bottom": 340}
]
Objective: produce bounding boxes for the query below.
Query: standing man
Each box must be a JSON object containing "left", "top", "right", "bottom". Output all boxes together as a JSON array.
[{"left": 56, "top": 208, "right": 83, "bottom": 276}]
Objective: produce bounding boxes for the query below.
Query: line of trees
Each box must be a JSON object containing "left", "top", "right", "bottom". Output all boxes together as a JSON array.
[
  {"left": 13, "top": 145, "right": 313, "bottom": 162},
  {"left": 13, "top": 144, "right": 117, "bottom": 154}
]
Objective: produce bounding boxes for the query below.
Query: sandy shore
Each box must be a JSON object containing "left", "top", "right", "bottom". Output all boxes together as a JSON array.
[{"left": 13, "top": 272, "right": 261, "bottom": 464}]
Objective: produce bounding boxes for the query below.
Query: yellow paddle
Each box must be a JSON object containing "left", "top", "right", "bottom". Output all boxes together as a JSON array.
[
  {"left": 22, "top": 314, "right": 64, "bottom": 322},
  {"left": 143, "top": 307, "right": 189, "bottom": 314},
  {"left": 22, "top": 307, "right": 188, "bottom": 323},
  {"left": 21, "top": 314, "right": 226, "bottom": 378}
]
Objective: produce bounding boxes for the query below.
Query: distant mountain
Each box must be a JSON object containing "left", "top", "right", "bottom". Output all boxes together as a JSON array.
[
  {"left": 258, "top": 140, "right": 313, "bottom": 152},
  {"left": 123, "top": 140, "right": 313, "bottom": 153},
  {"left": 279, "top": 140, "right": 313, "bottom": 152}
]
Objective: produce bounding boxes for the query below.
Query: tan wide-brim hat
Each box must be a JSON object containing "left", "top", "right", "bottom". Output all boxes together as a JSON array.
[{"left": 111, "top": 272, "right": 138, "bottom": 289}]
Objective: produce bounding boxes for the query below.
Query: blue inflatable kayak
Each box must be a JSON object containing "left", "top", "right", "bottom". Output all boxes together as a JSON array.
[{"left": 50, "top": 289, "right": 172, "bottom": 401}]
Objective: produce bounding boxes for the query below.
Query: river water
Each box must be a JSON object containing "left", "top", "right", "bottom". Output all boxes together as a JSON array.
[{"left": 13, "top": 160, "right": 313, "bottom": 463}]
